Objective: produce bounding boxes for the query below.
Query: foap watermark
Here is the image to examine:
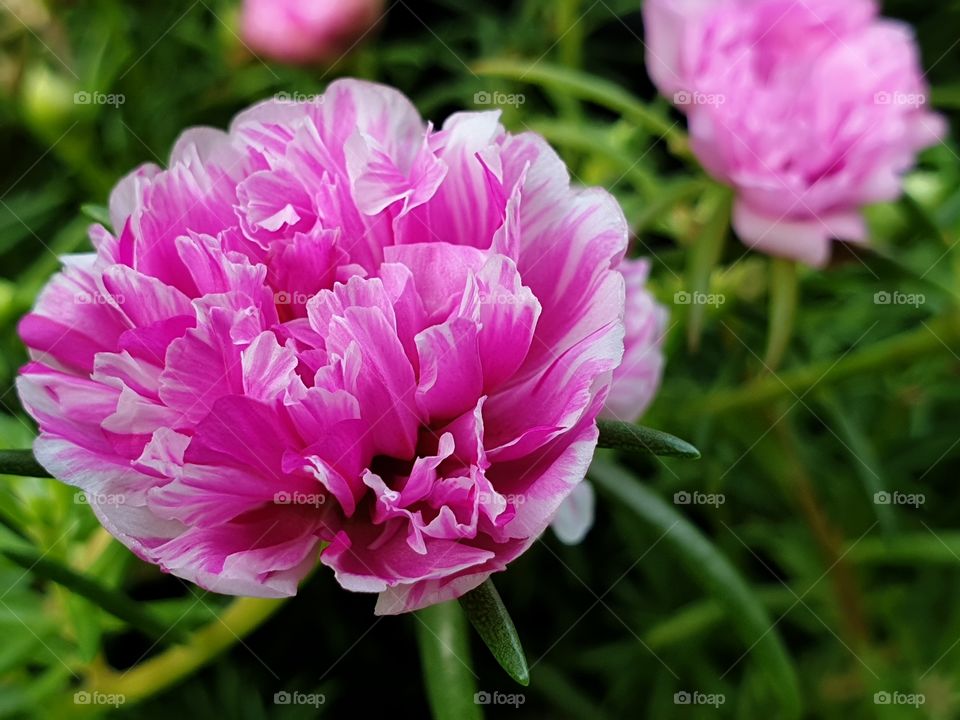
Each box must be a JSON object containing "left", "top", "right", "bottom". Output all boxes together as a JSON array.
[
  {"left": 674, "top": 290, "right": 725, "bottom": 307},
  {"left": 478, "top": 290, "right": 525, "bottom": 306},
  {"left": 478, "top": 491, "right": 527, "bottom": 506},
  {"left": 75, "top": 491, "right": 126, "bottom": 506},
  {"left": 274, "top": 290, "right": 313, "bottom": 306},
  {"left": 874, "top": 290, "right": 925, "bottom": 308},
  {"left": 874, "top": 691, "right": 925, "bottom": 708},
  {"left": 874, "top": 490, "right": 924, "bottom": 508},
  {"left": 674, "top": 490, "right": 725, "bottom": 508},
  {"left": 674, "top": 691, "right": 725, "bottom": 707},
  {"left": 274, "top": 491, "right": 326, "bottom": 508},
  {"left": 874, "top": 91, "right": 926, "bottom": 108},
  {"left": 273, "top": 691, "right": 326, "bottom": 708},
  {"left": 474, "top": 691, "right": 525, "bottom": 708},
  {"left": 674, "top": 90, "right": 725, "bottom": 107},
  {"left": 274, "top": 91, "right": 324, "bottom": 105},
  {"left": 474, "top": 90, "right": 525, "bottom": 108},
  {"left": 74, "top": 691, "right": 126, "bottom": 708},
  {"left": 75, "top": 292, "right": 122, "bottom": 305},
  {"left": 74, "top": 90, "right": 125, "bottom": 108}
]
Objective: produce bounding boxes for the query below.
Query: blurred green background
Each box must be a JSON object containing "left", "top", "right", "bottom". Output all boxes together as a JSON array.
[{"left": 1, "top": 0, "right": 960, "bottom": 717}]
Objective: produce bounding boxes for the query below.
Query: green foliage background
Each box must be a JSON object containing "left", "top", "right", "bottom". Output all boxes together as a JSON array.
[{"left": 1, "top": 0, "right": 959, "bottom": 717}]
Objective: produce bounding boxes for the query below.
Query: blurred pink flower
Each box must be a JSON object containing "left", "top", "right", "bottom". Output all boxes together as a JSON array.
[
  {"left": 18, "top": 79, "right": 629, "bottom": 614},
  {"left": 601, "top": 259, "right": 667, "bottom": 423},
  {"left": 241, "top": 0, "right": 384, "bottom": 65},
  {"left": 644, "top": 0, "right": 947, "bottom": 266},
  {"left": 552, "top": 258, "right": 667, "bottom": 545}
]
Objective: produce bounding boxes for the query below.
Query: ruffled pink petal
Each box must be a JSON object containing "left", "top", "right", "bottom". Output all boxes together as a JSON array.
[
  {"left": 383, "top": 242, "right": 487, "bottom": 323},
  {"left": 321, "top": 527, "right": 495, "bottom": 594},
  {"left": 414, "top": 317, "right": 483, "bottom": 423},
  {"left": 313, "top": 285, "right": 419, "bottom": 458}
]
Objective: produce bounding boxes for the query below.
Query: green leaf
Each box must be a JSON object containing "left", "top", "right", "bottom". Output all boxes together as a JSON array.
[
  {"left": 528, "top": 118, "right": 658, "bottom": 197},
  {"left": 695, "top": 314, "right": 960, "bottom": 414},
  {"left": 87, "top": 597, "right": 287, "bottom": 705},
  {"left": 596, "top": 420, "right": 700, "bottom": 459},
  {"left": 816, "top": 393, "right": 897, "bottom": 536},
  {"left": 630, "top": 177, "right": 708, "bottom": 234},
  {"left": 847, "top": 533, "right": 960, "bottom": 565},
  {"left": 64, "top": 593, "right": 102, "bottom": 662},
  {"left": 458, "top": 579, "right": 529, "bottom": 686},
  {"left": 931, "top": 83, "right": 960, "bottom": 110},
  {"left": 472, "top": 59, "right": 691, "bottom": 160},
  {"left": 0, "top": 187, "right": 69, "bottom": 254},
  {"left": 0, "top": 450, "right": 51, "bottom": 478},
  {"left": 0, "top": 543, "right": 187, "bottom": 644},
  {"left": 415, "top": 601, "right": 482, "bottom": 720},
  {"left": 532, "top": 664, "right": 609, "bottom": 720},
  {"left": 590, "top": 457, "right": 802, "bottom": 720},
  {"left": 644, "top": 587, "right": 796, "bottom": 651},
  {"left": 846, "top": 242, "right": 955, "bottom": 300},
  {"left": 80, "top": 203, "right": 112, "bottom": 229}
]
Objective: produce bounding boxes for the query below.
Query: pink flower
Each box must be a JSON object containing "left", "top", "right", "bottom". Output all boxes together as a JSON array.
[
  {"left": 17, "top": 79, "right": 629, "bottom": 614},
  {"left": 241, "top": 0, "right": 384, "bottom": 65},
  {"left": 601, "top": 259, "right": 667, "bottom": 423},
  {"left": 644, "top": 0, "right": 947, "bottom": 266}
]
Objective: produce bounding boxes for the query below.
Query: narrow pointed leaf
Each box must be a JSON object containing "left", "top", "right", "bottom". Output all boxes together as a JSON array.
[
  {"left": 596, "top": 420, "right": 700, "bottom": 459},
  {"left": 0, "top": 544, "right": 187, "bottom": 644},
  {"left": 590, "top": 457, "right": 802, "bottom": 720},
  {"left": 0, "top": 450, "right": 51, "bottom": 478},
  {"left": 847, "top": 533, "right": 960, "bottom": 565},
  {"left": 459, "top": 579, "right": 529, "bottom": 686},
  {"left": 816, "top": 393, "right": 897, "bottom": 536},
  {"left": 415, "top": 601, "right": 482, "bottom": 720}
]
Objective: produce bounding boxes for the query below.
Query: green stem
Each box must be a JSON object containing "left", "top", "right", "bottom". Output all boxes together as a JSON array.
[
  {"left": 82, "top": 597, "right": 285, "bottom": 705},
  {"left": 416, "top": 601, "right": 482, "bottom": 720},
  {"left": 557, "top": 0, "right": 584, "bottom": 69},
  {"left": 0, "top": 544, "right": 186, "bottom": 644},
  {"left": 0, "top": 450, "right": 50, "bottom": 477},
  {"left": 686, "top": 186, "right": 733, "bottom": 350},
  {"left": 763, "top": 258, "right": 798, "bottom": 371},
  {"left": 699, "top": 313, "right": 960, "bottom": 414}
]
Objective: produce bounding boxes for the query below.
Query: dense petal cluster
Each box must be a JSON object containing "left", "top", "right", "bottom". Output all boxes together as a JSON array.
[
  {"left": 18, "top": 79, "right": 637, "bottom": 613},
  {"left": 644, "top": 0, "right": 946, "bottom": 266},
  {"left": 241, "top": 0, "right": 384, "bottom": 65}
]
